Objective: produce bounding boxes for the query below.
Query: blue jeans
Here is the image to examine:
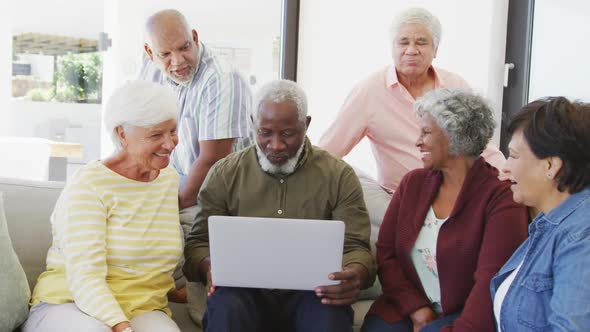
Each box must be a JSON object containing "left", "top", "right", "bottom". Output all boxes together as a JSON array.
[
  {"left": 361, "top": 312, "right": 461, "bottom": 332},
  {"left": 204, "top": 287, "right": 354, "bottom": 332}
]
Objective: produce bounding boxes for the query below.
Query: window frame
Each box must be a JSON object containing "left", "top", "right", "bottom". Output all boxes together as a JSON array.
[
  {"left": 500, "top": 0, "right": 535, "bottom": 155},
  {"left": 280, "top": 0, "right": 299, "bottom": 81}
]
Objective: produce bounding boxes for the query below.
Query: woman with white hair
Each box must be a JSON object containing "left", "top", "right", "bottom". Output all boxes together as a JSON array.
[
  {"left": 319, "top": 7, "right": 505, "bottom": 193},
  {"left": 362, "top": 89, "right": 529, "bottom": 332},
  {"left": 24, "top": 81, "right": 182, "bottom": 332}
]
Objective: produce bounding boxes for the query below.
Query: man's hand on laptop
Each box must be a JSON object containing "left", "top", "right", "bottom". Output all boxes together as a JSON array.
[
  {"left": 198, "top": 257, "right": 216, "bottom": 296},
  {"left": 314, "top": 263, "right": 368, "bottom": 305}
]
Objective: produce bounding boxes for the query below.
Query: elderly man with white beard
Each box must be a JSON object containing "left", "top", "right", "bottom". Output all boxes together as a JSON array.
[{"left": 183, "top": 79, "right": 375, "bottom": 332}]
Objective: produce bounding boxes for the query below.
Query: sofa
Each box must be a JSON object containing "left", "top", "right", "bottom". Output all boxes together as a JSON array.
[{"left": 1, "top": 170, "right": 390, "bottom": 331}]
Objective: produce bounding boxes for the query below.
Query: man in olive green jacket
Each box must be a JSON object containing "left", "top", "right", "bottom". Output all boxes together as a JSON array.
[{"left": 183, "top": 79, "right": 375, "bottom": 332}]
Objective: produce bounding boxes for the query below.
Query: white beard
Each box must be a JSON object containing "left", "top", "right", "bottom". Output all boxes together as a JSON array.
[
  {"left": 255, "top": 142, "right": 305, "bottom": 175},
  {"left": 168, "top": 49, "right": 200, "bottom": 86},
  {"left": 170, "top": 66, "right": 196, "bottom": 86}
]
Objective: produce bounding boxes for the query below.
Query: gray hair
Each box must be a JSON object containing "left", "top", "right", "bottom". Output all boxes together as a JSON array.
[
  {"left": 414, "top": 89, "right": 495, "bottom": 158},
  {"left": 253, "top": 79, "right": 308, "bottom": 125},
  {"left": 104, "top": 80, "right": 179, "bottom": 150},
  {"left": 390, "top": 7, "right": 442, "bottom": 51},
  {"left": 145, "top": 9, "right": 192, "bottom": 45}
]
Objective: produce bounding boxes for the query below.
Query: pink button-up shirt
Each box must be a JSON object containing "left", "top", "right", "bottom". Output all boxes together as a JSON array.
[{"left": 318, "top": 65, "right": 506, "bottom": 192}]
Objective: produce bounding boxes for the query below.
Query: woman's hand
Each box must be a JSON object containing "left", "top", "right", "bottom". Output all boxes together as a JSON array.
[
  {"left": 112, "top": 321, "right": 132, "bottom": 332},
  {"left": 410, "top": 306, "right": 437, "bottom": 332},
  {"left": 167, "top": 286, "right": 188, "bottom": 303}
]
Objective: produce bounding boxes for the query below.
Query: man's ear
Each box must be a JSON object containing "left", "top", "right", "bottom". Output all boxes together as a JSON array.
[
  {"left": 144, "top": 43, "right": 154, "bottom": 61},
  {"left": 305, "top": 116, "right": 312, "bottom": 130},
  {"left": 192, "top": 29, "right": 199, "bottom": 45}
]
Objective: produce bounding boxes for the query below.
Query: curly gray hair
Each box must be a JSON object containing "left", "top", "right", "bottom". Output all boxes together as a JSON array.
[
  {"left": 253, "top": 79, "right": 308, "bottom": 125},
  {"left": 390, "top": 7, "right": 442, "bottom": 51},
  {"left": 414, "top": 89, "right": 495, "bottom": 158}
]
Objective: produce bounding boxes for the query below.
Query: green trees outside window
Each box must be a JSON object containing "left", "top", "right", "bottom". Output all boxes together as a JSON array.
[{"left": 24, "top": 52, "right": 102, "bottom": 104}]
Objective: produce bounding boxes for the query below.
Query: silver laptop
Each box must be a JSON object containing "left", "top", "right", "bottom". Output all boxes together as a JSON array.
[{"left": 208, "top": 216, "right": 345, "bottom": 291}]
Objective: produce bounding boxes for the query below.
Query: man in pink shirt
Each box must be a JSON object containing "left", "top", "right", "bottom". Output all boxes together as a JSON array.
[{"left": 319, "top": 7, "right": 505, "bottom": 192}]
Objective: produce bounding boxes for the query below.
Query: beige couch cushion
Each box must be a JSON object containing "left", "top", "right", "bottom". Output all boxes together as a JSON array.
[
  {"left": 0, "top": 192, "right": 31, "bottom": 331},
  {"left": 0, "top": 178, "right": 62, "bottom": 290},
  {"left": 354, "top": 168, "right": 390, "bottom": 301}
]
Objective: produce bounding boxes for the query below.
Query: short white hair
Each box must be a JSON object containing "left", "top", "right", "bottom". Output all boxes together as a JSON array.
[
  {"left": 390, "top": 7, "right": 442, "bottom": 51},
  {"left": 104, "top": 80, "right": 179, "bottom": 150},
  {"left": 253, "top": 80, "right": 308, "bottom": 125}
]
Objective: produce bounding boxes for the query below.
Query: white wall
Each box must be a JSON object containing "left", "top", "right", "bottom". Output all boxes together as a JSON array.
[
  {"left": 528, "top": 0, "right": 590, "bottom": 102},
  {"left": 298, "top": 0, "right": 509, "bottom": 177},
  {"left": 0, "top": 2, "right": 12, "bottom": 136},
  {"left": 5, "top": 101, "right": 102, "bottom": 162}
]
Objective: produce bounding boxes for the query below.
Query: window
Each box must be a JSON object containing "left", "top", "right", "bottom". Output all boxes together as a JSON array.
[
  {"left": 2, "top": 0, "right": 293, "bottom": 181},
  {"left": 528, "top": 0, "right": 590, "bottom": 101},
  {"left": 1, "top": 0, "right": 104, "bottom": 181},
  {"left": 501, "top": 0, "right": 589, "bottom": 154},
  {"left": 12, "top": 33, "right": 103, "bottom": 104}
]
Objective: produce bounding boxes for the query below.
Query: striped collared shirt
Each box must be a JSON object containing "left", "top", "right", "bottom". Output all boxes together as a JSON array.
[{"left": 139, "top": 42, "right": 254, "bottom": 186}]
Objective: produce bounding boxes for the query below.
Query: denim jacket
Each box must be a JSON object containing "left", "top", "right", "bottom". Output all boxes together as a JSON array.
[{"left": 490, "top": 188, "right": 590, "bottom": 331}]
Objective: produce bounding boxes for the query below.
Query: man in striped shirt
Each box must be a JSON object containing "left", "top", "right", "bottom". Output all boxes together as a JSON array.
[
  {"left": 141, "top": 9, "right": 253, "bottom": 212},
  {"left": 140, "top": 9, "right": 253, "bottom": 303}
]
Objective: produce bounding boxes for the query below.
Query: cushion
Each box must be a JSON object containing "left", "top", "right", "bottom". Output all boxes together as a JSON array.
[
  {"left": 187, "top": 281, "right": 207, "bottom": 328},
  {"left": 168, "top": 301, "right": 199, "bottom": 331},
  {"left": 354, "top": 167, "right": 391, "bottom": 241},
  {"left": 353, "top": 167, "right": 391, "bottom": 300},
  {"left": 0, "top": 192, "right": 31, "bottom": 331}
]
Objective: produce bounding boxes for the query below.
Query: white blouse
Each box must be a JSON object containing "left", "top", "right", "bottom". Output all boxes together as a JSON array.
[
  {"left": 410, "top": 206, "right": 448, "bottom": 314},
  {"left": 493, "top": 260, "right": 524, "bottom": 332}
]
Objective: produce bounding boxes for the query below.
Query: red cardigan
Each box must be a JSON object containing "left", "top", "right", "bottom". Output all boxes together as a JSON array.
[{"left": 367, "top": 158, "right": 529, "bottom": 331}]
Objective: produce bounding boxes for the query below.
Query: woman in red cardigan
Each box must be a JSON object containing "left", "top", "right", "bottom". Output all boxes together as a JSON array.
[{"left": 362, "top": 89, "right": 529, "bottom": 332}]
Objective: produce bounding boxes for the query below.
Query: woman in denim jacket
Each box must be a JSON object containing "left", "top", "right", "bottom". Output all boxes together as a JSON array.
[{"left": 491, "top": 97, "right": 590, "bottom": 331}]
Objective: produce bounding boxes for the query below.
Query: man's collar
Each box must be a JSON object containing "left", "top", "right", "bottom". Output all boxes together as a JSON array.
[
  {"left": 384, "top": 64, "right": 399, "bottom": 87},
  {"left": 294, "top": 137, "right": 312, "bottom": 170},
  {"left": 196, "top": 40, "right": 205, "bottom": 71},
  {"left": 385, "top": 64, "right": 442, "bottom": 89}
]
